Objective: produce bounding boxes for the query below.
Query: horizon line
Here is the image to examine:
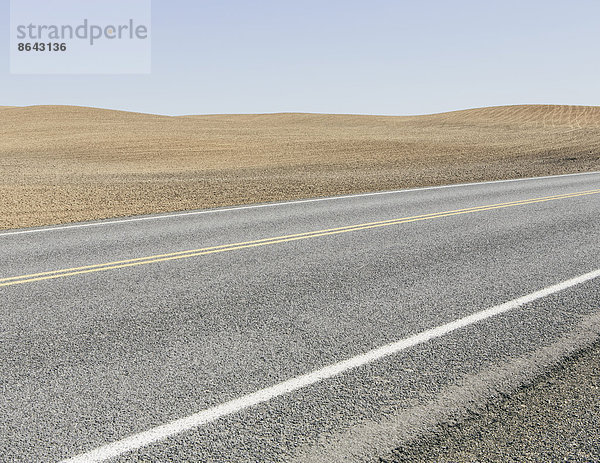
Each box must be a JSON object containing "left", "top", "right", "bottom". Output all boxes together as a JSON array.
[{"left": 1, "top": 103, "right": 599, "bottom": 118}]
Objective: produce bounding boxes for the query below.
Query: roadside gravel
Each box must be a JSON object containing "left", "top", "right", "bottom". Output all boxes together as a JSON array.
[{"left": 385, "top": 342, "right": 600, "bottom": 463}]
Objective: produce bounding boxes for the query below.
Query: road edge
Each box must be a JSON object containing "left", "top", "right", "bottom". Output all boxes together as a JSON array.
[{"left": 289, "top": 309, "right": 600, "bottom": 463}]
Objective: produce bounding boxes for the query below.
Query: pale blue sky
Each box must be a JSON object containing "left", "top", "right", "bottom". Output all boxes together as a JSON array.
[{"left": 2, "top": 0, "right": 599, "bottom": 115}]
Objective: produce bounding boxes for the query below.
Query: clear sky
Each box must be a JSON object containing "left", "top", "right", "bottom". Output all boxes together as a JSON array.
[{"left": 2, "top": 0, "right": 599, "bottom": 116}]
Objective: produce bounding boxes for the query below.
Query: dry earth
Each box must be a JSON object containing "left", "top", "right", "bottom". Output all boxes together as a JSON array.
[{"left": 1, "top": 104, "right": 599, "bottom": 229}]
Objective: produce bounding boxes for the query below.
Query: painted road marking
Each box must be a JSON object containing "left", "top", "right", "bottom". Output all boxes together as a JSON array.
[
  {"left": 2, "top": 188, "right": 600, "bottom": 288},
  {"left": 0, "top": 171, "right": 598, "bottom": 237},
  {"left": 60, "top": 267, "right": 600, "bottom": 462}
]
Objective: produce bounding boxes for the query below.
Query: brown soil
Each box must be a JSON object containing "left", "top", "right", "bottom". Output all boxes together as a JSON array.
[{"left": 1, "top": 104, "right": 599, "bottom": 230}]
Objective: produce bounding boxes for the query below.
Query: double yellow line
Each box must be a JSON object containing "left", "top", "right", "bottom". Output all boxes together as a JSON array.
[{"left": 2, "top": 188, "right": 599, "bottom": 288}]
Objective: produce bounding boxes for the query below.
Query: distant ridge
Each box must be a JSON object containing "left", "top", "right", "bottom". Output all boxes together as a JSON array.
[{"left": 2, "top": 104, "right": 600, "bottom": 127}]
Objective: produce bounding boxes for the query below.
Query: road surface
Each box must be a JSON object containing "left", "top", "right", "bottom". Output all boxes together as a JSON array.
[{"left": 1, "top": 172, "right": 599, "bottom": 462}]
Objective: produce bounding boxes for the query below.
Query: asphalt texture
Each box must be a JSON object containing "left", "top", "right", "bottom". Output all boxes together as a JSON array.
[
  {"left": 385, "top": 340, "right": 600, "bottom": 463},
  {"left": 1, "top": 172, "right": 599, "bottom": 462}
]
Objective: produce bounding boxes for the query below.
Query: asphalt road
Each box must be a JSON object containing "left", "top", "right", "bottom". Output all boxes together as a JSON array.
[{"left": 1, "top": 172, "right": 599, "bottom": 462}]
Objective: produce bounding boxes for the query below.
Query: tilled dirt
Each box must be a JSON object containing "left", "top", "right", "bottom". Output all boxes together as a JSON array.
[{"left": 1, "top": 104, "right": 599, "bottom": 229}]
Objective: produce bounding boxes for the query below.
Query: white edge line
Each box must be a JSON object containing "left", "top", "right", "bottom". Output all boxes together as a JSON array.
[
  {"left": 60, "top": 268, "right": 600, "bottom": 463},
  {"left": 2, "top": 171, "right": 598, "bottom": 237}
]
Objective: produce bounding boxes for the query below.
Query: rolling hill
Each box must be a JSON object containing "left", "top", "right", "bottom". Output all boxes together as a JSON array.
[{"left": 1, "top": 104, "right": 598, "bottom": 229}]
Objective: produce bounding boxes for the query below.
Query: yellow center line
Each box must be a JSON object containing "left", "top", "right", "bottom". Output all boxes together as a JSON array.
[
  {"left": 1, "top": 189, "right": 595, "bottom": 283},
  {"left": 2, "top": 188, "right": 599, "bottom": 288}
]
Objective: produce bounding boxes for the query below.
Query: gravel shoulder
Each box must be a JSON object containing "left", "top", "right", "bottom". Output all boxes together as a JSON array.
[{"left": 385, "top": 341, "right": 600, "bottom": 463}]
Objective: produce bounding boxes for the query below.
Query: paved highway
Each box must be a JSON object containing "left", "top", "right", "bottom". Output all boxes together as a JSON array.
[{"left": 1, "top": 172, "right": 599, "bottom": 462}]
